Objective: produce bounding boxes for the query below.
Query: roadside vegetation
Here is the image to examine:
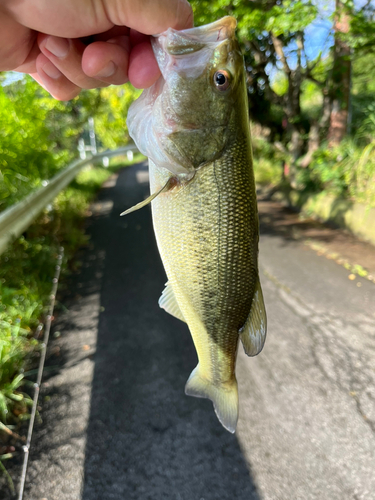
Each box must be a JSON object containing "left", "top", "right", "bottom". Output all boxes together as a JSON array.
[
  {"left": 0, "top": 163, "right": 133, "bottom": 411},
  {"left": 0, "top": 155, "right": 145, "bottom": 492}
]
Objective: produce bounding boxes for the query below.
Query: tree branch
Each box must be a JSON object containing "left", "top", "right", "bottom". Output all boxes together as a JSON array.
[
  {"left": 271, "top": 33, "right": 291, "bottom": 75},
  {"left": 305, "top": 72, "right": 324, "bottom": 88},
  {"left": 296, "top": 32, "right": 303, "bottom": 72},
  {"left": 360, "top": 0, "right": 374, "bottom": 13},
  {"left": 247, "top": 41, "right": 284, "bottom": 106}
]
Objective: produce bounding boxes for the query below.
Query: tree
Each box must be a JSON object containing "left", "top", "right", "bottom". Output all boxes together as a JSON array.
[
  {"left": 0, "top": 76, "right": 137, "bottom": 211},
  {"left": 191, "top": 0, "right": 321, "bottom": 178},
  {"left": 328, "top": 0, "right": 351, "bottom": 146},
  {"left": 0, "top": 78, "right": 55, "bottom": 209},
  {"left": 190, "top": 0, "right": 375, "bottom": 177}
]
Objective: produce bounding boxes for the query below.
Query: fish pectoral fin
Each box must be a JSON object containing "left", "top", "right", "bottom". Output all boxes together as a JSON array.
[
  {"left": 239, "top": 278, "right": 267, "bottom": 357},
  {"left": 158, "top": 282, "right": 186, "bottom": 323},
  {"left": 120, "top": 177, "right": 174, "bottom": 216},
  {"left": 185, "top": 365, "right": 239, "bottom": 433}
]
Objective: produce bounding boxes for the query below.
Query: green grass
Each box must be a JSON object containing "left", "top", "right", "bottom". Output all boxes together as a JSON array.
[{"left": 0, "top": 159, "right": 142, "bottom": 432}]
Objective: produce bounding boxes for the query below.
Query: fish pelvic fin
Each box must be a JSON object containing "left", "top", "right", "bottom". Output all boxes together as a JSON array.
[
  {"left": 120, "top": 177, "right": 174, "bottom": 216},
  {"left": 185, "top": 365, "right": 238, "bottom": 433},
  {"left": 158, "top": 282, "right": 186, "bottom": 323},
  {"left": 239, "top": 278, "right": 267, "bottom": 357}
]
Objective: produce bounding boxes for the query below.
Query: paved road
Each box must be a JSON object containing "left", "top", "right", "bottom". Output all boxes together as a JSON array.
[{"left": 21, "top": 162, "right": 375, "bottom": 500}]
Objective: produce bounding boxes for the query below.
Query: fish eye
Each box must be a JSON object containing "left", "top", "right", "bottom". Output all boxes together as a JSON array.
[{"left": 213, "top": 70, "right": 231, "bottom": 91}]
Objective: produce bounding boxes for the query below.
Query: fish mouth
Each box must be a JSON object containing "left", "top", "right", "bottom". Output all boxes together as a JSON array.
[
  {"left": 154, "top": 16, "right": 237, "bottom": 56},
  {"left": 151, "top": 16, "right": 238, "bottom": 87},
  {"left": 180, "top": 16, "right": 237, "bottom": 40}
]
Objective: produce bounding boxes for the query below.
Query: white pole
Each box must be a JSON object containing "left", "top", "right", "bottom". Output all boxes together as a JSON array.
[
  {"left": 88, "top": 117, "right": 97, "bottom": 155},
  {"left": 78, "top": 138, "right": 86, "bottom": 159}
]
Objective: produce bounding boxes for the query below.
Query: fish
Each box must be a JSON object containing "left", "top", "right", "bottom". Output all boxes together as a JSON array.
[{"left": 124, "top": 16, "right": 267, "bottom": 433}]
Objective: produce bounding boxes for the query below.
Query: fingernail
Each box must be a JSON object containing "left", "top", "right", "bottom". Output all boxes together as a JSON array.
[
  {"left": 42, "top": 61, "right": 62, "bottom": 79},
  {"left": 95, "top": 61, "right": 116, "bottom": 78},
  {"left": 45, "top": 36, "right": 69, "bottom": 58}
]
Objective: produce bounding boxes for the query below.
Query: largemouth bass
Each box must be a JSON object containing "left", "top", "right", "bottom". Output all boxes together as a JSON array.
[{"left": 124, "top": 16, "right": 266, "bottom": 433}]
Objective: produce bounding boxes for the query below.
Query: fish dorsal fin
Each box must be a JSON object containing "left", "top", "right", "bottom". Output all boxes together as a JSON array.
[
  {"left": 120, "top": 177, "right": 174, "bottom": 216},
  {"left": 239, "top": 279, "right": 267, "bottom": 357},
  {"left": 158, "top": 282, "right": 186, "bottom": 323}
]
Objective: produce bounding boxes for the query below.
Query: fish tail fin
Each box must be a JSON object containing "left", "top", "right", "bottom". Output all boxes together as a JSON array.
[{"left": 185, "top": 365, "right": 238, "bottom": 433}]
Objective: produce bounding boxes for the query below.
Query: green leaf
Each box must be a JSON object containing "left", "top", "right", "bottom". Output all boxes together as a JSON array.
[{"left": 8, "top": 373, "right": 24, "bottom": 391}]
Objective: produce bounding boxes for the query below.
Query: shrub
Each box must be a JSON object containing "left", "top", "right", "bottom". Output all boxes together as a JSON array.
[{"left": 307, "top": 139, "right": 375, "bottom": 207}]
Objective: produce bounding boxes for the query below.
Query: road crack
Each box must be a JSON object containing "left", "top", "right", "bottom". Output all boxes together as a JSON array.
[{"left": 262, "top": 266, "right": 375, "bottom": 436}]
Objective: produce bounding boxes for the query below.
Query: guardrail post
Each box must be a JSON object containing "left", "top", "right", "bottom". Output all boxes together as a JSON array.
[
  {"left": 78, "top": 138, "right": 86, "bottom": 160},
  {"left": 88, "top": 117, "right": 97, "bottom": 155}
]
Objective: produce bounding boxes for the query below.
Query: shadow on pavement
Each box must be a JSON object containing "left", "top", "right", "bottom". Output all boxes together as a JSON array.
[
  {"left": 258, "top": 197, "right": 337, "bottom": 244},
  {"left": 81, "top": 163, "right": 260, "bottom": 500}
]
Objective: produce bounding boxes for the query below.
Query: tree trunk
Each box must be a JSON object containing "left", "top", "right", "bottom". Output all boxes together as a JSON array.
[
  {"left": 274, "top": 31, "right": 304, "bottom": 183},
  {"left": 300, "top": 121, "right": 320, "bottom": 168},
  {"left": 328, "top": 0, "right": 351, "bottom": 146}
]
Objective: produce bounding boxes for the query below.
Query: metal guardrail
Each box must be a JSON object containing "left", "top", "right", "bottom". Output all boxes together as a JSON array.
[{"left": 0, "top": 145, "right": 139, "bottom": 256}]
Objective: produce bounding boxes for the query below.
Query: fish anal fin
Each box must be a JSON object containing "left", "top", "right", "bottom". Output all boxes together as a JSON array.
[
  {"left": 158, "top": 282, "right": 186, "bottom": 323},
  {"left": 120, "top": 177, "right": 174, "bottom": 216},
  {"left": 240, "top": 279, "right": 267, "bottom": 357},
  {"left": 185, "top": 365, "right": 238, "bottom": 433}
]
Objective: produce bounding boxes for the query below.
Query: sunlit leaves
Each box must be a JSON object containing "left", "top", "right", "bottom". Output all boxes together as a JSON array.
[
  {"left": 347, "top": 7, "right": 375, "bottom": 53},
  {"left": 272, "top": 72, "right": 288, "bottom": 96},
  {"left": 308, "top": 138, "right": 375, "bottom": 208},
  {"left": 266, "top": 1, "right": 318, "bottom": 36},
  {"left": 0, "top": 77, "right": 139, "bottom": 211},
  {"left": 94, "top": 84, "right": 141, "bottom": 150},
  {"left": 0, "top": 79, "right": 54, "bottom": 208}
]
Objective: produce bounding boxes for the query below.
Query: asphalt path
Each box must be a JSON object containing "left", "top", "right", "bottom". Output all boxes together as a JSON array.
[{"left": 19, "top": 162, "right": 375, "bottom": 500}]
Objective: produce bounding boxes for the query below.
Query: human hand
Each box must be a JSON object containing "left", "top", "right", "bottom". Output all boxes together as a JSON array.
[{"left": 0, "top": 0, "right": 193, "bottom": 100}]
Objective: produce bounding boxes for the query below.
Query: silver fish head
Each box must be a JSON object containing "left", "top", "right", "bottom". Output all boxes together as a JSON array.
[{"left": 127, "top": 17, "right": 247, "bottom": 175}]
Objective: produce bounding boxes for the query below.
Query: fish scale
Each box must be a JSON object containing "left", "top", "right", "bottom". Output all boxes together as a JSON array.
[{"left": 149, "top": 132, "right": 257, "bottom": 406}]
